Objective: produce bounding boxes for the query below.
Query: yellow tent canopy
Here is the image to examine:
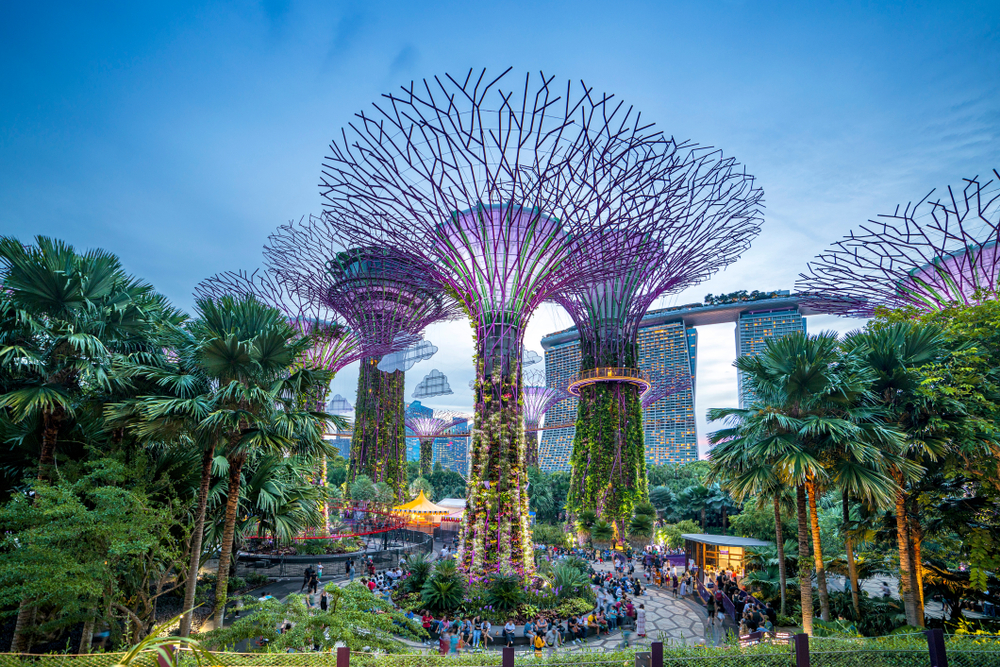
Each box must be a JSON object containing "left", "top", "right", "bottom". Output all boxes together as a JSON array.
[{"left": 394, "top": 490, "right": 451, "bottom": 515}]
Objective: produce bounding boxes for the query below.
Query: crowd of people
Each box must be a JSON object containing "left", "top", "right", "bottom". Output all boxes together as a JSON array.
[
  {"left": 269, "top": 541, "right": 780, "bottom": 654},
  {"left": 703, "top": 568, "right": 777, "bottom": 635}
]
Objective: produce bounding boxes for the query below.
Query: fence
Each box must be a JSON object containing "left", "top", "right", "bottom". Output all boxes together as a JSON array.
[
  {"left": 2, "top": 632, "right": 998, "bottom": 667},
  {"left": 234, "top": 529, "right": 433, "bottom": 581}
]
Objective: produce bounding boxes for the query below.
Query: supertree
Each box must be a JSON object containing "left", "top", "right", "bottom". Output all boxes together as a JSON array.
[
  {"left": 194, "top": 266, "right": 363, "bottom": 528},
  {"left": 522, "top": 369, "right": 569, "bottom": 468},
  {"left": 314, "top": 69, "right": 673, "bottom": 575},
  {"left": 264, "top": 220, "right": 461, "bottom": 501},
  {"left": 555, "top": 149, "right": 763, "bottom": 531},
  {"left": 405, "top": 416, "right": 451, "bottom": 478},
  {"left": 798, "top": 170, "right": 1000, "bottom": 316}
]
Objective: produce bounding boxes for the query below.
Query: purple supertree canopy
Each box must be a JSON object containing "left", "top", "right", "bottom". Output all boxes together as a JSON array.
[
  {"left": 522, "top": 370, "right": 568, "bottom": 428},
  {"left": 315, "top": 69, "right": 674, "bottom": 372},
  {"left": 405, "top": 416, "right": 450, "bottom": 438},
  {"left": 194, "top": 267, "right": 363, "bottom": 374},
  {"left": 798, "top": 170, "right": 1000, "bottom": 317},
  {"left": 640, "top": 372, "right": 693, "bottom": 410},
  {"left": 263, "top": 218, "right": 462, "bottom": 360},
  {"left": 554, "top": 147, "right": 764, "bottom": 368}
]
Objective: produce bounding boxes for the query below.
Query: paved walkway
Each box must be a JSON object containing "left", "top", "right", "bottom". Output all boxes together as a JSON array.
[
  {"left": 222, "top": 549, "right": 713, "bottom": 652},
  {"left": 582, "top": 561, "right": 708, "bottom": 650}
]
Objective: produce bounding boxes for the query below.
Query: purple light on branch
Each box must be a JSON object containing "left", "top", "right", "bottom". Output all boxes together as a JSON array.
[
  {"left": 193, "top": 267, "right": 363, "bottom": 376},
  {"left": 798, "top": 170, "right": 1000, "bottom": 316}
]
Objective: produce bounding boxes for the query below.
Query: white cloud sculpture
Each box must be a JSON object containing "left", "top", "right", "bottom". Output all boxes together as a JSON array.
[
  {"left": 413, "top": 369, "right": 454, "bottom": 398},
  {"left": 378, "top": 339, "right": 439, "bottom": 373}
]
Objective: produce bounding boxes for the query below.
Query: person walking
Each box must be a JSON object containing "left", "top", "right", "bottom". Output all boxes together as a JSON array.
[
  {"left": 300, "top": 566, "right": 315, "bottom": 593},
  {"left": 349, "top": 561, "right": 356, "bottom": 583},
  {"left": 636, "top": 604, "right": 646, "bottom": 638},
  {"left": 707, "top": 596, "right": 716, "bottom": 628}
]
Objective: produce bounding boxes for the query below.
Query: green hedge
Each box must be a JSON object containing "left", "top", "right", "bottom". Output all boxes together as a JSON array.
[{"left": 0, "top": 635, "right": 997, "bottom": 667}]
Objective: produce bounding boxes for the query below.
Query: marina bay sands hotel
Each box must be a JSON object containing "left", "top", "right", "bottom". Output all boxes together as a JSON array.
[{"left": 538, "top": 290, "right": 820, "bottom": 472}]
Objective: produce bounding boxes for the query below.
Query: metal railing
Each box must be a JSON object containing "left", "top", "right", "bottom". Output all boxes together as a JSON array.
[
  {"left": 567, "top": 367, "right": 651, "bottom": 397},
  {"left": 2, "top": 633, "right": 999, "bottom": 667}
]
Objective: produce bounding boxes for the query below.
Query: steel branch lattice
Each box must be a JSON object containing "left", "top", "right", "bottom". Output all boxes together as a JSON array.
[
  {"left": 194, "top": 266, "right": 363, "bottom": 374},
  {"left": 798, "top": 170, "right": 1000, "bottom": 316},
  {"left": 264, "top": 217, "right": 462, "bottom": 360}
]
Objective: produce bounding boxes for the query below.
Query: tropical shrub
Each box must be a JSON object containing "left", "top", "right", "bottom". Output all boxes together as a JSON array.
[
  {"left": 532, "top": 523, "right": 568, "bottom": 546},
  {"left": 555, "top": 597, "right": 594, "bottom": 618},
  {"left": 486, "top": 574, "right": 525, "bottom": 612},
  {"left": 402, "top": 552, "right": 432, "bottom": 593},
  {"left": 245, "top": 572, "right": 270, "bottom": 587},
  {"left": 420, "top": 576, "right": 465, "bottom": 613},
  {"left": 550, "top": 563, "right": 590, "bottom": 600}
]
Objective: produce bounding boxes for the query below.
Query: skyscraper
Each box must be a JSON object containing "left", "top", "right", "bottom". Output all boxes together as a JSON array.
[
  {"left": 736, "top": 308, "right": 806, "bottom": 408},
  {"left": 435, "top": 416, "right": 470, "bottom": 475}
]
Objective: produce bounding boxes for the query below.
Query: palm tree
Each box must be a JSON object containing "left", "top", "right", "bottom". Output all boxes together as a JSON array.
[
  {"left": 590, "top": 519, "right": 614, "bottom": 548},
  {"left": 111, "top": 295, "right": 344, "bottom": 633},
  {"left": 677, "top": 485, "right": 711, "bottom": 529},
  {"left": 0, "top": 236, "right": 173, "bottom": 651},
  {"left": 711, "top": 331, "right": 894, "bottom": 631},
  {"left": 840, "top": 322, "right": 952, "bottom": 627},
  {"left": 707, "top": 441, "right": 794, "bottom": 616}
]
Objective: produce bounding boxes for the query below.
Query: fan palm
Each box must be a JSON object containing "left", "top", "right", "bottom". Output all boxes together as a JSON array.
[
  {"left": 575, "top": 508, "right": 597, "bottom": 545},
  {"left": 590, "top": 519, "right": 614, "bottom": 547},
  {"left": 0, "top": 237, "right": 175, "bottom": 651},
  {"left": 627, "top": 513, "right": 655, "bottom": 548},
  {"left": 108, "top": 295, "right": 344, "bottom": 632},
  {"left": 707, "top": 446, "right": 794, "bottom": 616},
  {"left": 840, "top": 322, "right": 951, "bottom": 627},
  {"left": 709, "top": 331, "right": 893, "bottom": 633}
]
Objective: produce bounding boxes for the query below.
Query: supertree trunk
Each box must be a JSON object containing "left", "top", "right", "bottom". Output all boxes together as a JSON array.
[
  {"left": 567, "top": 381, "right": 648, "bottom": 528},
  {"left": 525, "top": 423, "right": 540, "bottom": 467},
  {"left": 419, "top": 437, "right": 434, "bottom": 478},
  {"left": 350, "top": 357, "right": 407, "bottom": 500},
  {"left": 459, "top": 332, "right": 533, "bottom": 576}
]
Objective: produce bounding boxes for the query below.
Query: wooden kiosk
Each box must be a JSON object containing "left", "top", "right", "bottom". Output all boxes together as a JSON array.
[{"left": 682, "top": 533, "right": 772, "bottom": 579}]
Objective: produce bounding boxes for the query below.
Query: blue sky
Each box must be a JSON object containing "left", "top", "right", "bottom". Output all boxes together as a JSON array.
[{"left": 3, "top": 1, "right": 999, "bottom": 452}]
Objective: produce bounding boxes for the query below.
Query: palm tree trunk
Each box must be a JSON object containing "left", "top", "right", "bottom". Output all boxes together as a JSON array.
[
  {"left": 10, "top": 599, "right": 33, "bottom": 652},
  {"left": 213, "top": 452, "right": 246, "bottom": 629},
  {"left": 79, "top": 615, "right": 94, "bottom": 654},
  {"left": 700, "top": 507, "right": 706, "bottom": 530},
  {"left": 892, "top": 477, "right": 918, "bottom": 627},
  {"left": 806, "top": 479, "right": 831, "bottom": 621},
  {"left": 180, "top": 445, "right": 214, "bottom": 637},
  {"left": 910, "top": 515, "right": 925, "bottom": 626},
  {"left": 774, "top": 495, "right": 787, "bottom": 617},
  {"left": 842, "top": 491, "right": 860, "bottom": 618},
  {"left": 795, "top": 484, "right": 814, "bottom": 635},
  {"left": 37, "top": 406, "right": 62, "bottom": 482}
]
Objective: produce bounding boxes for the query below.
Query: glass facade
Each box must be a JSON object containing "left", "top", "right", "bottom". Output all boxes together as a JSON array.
[
  {"left": 735, "top": 309, "right": 806, "bottom": 408},
  {"left": 434, "top": 417, "right": 470, "bottom": 475},
  {"left": 539, "top": 318, "right": 698, "bottom": 471}
]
